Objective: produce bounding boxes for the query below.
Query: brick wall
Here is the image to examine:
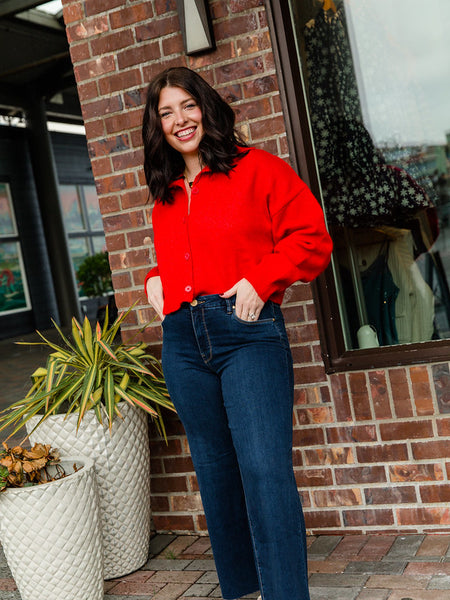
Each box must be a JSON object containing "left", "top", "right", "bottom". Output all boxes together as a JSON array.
[{"left": 61, "top": 0, "right": 450, "bottom": 535}]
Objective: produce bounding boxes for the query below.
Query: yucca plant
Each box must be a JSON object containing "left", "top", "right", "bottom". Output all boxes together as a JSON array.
[{"left": 0, "top": 307, "right": 174, "bottom": 441}]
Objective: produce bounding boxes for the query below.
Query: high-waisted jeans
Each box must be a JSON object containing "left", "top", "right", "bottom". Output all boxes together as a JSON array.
[{"left": 161, "top": 295, "right": 310, "bottom": 600}]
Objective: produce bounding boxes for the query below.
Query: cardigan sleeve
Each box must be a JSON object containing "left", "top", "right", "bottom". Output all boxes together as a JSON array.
[
  {"left": 244, "top": 157, "right": 333, "bottom": 302},
  {"left": 144, "top": 265, "right": 159, "bottom": 289}
]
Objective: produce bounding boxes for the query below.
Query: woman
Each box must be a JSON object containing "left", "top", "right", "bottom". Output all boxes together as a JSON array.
[{"left": 142, "top": 66, "right": 332, "bottom": 600}]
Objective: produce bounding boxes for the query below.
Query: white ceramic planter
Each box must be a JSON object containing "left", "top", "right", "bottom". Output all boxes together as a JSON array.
[
  {"left": 0, "top": 456, "right": 103, "bottom": 600},
  {"left": 27, "top": 403, "right": 151, "bottom": 579}
]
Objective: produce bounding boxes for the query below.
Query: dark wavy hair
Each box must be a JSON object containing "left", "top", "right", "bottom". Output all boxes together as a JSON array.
[{"left": 142, "top": 66, "right": 247, "bottom": 204}]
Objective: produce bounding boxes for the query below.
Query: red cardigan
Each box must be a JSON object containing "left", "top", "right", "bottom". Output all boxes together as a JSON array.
[{"left": 145, "top": 148, "right": 333, "bottom": 315}]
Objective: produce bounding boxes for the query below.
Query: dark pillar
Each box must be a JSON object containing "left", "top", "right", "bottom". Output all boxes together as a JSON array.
[{"left": 25, "top": 95, "right": 81, "bottom": 324}]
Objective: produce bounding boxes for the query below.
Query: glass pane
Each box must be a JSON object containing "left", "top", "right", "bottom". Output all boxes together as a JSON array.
[
  {"left": 92, "top": 235, "right": 107, "bottom": 254},
  {"left": 68, "top": 237, "right": 89, "bottom": 297},
  {"left": 0, "top": 242, "right": 29, "bottom": 313},
  {"left": 60, "top": 185, "right": 84, "bottom": 232},
  {"left": 84, "top": 185, "right": 103, "bottom": 231},
  {"left": 289, "top": 0, "right": 450, "bottom": 349},
  {"left": 0, "top": 184, "right": 16, "bottom": 236}
]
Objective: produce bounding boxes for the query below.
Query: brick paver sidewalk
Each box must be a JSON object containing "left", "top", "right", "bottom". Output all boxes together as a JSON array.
[{"left": 2, "top": 533, "right": 450, "bottom": 599}]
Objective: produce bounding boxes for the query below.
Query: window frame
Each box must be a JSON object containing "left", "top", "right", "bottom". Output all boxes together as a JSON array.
[{"left": 267, "top": 0, "right": 450, "bottom": 373}]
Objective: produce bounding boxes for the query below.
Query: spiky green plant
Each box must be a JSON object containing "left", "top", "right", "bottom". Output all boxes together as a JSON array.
[{"left": 0, "top": 307, "right": 174, "bottom": 441}]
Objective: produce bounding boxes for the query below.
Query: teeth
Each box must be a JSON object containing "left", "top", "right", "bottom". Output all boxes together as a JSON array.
[{"left": 176, "top": 127, "right": 195, "bottom": 138}]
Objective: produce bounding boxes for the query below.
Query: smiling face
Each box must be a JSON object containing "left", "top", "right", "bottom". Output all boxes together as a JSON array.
[{"left": 158, "top": 85, "right": 204, "bottom": 160}]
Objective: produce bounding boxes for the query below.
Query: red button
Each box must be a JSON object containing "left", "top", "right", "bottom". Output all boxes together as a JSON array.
[
  {"left": 185, "top": 253, "right": 190, "bottom": 260},
  {"left": 185, "top": 285, "right": 192, "bottom": 293},
  {"left": 191, "top": 187, "right": 199, "bottom": 194}
]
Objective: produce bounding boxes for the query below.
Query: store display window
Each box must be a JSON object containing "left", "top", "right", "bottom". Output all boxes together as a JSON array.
[
  {"left": 0, "top": 183, "right": 30, "bottom": 314},
  {"left": 288, "top": 0, "right": 450, "bottom": 355}
]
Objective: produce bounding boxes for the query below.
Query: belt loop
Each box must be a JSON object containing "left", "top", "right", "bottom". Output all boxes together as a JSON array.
[{"left": 225, "top": 296, "right": 234, "bottom": 313}]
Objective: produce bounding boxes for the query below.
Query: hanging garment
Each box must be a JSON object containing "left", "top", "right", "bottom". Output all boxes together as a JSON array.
[{"left": 360, "top": 243, "right": 399, "bottom": 346}]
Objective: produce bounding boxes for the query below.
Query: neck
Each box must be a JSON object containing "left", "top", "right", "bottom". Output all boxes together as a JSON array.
[{"left": 183, "top": 154, "right": 202, "bottom": 182}]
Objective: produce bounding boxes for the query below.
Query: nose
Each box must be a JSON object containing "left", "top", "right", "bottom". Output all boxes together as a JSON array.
[{"left": 174, "top": 109, "right": 187, "bottom": 126}]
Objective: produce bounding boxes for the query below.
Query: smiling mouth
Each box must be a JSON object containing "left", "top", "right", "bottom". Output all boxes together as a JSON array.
[{"left": 175, "top": 127, "right": 196, "bottom": 139}]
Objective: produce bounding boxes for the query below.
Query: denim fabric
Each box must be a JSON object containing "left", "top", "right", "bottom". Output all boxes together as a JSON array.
[{"left": 161, "top": 295, "right": 310, "bottom": 600}]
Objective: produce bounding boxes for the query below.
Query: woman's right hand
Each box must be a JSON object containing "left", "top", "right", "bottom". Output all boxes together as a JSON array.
[{"left": 145, "top": 276, "right": 164, "bottom": 321}]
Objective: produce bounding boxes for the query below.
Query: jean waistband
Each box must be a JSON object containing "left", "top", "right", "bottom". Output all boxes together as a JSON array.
[{"left": 181, "top": 294, "right": 235, "bottom": 312}]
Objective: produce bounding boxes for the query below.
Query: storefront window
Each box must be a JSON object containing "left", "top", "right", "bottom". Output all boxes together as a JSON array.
[
  {"left": 289, "top": 0, "right": 450, "bottom": 350},
  {"left": 59, "top": 184, "right": 107, "bottom": 297},
  {"left": 0, "top": 184, "right": 30, "bottom": 314}
]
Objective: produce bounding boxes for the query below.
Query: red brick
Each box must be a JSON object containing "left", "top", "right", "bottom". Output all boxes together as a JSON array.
[
  {"left": 216, "top": 13, "right": 259, "bottom": 41},
  {"left": 163, "top": 456, "right": 195, "bottom": 474},
  {"left": 364, "top": 486, "right": 417, "bottom": 505},
  {"left": 304, "top": 510, "right": 341, "bottom": 529},
  {"left": 98, "top": 69, "right": 142, "bottom": 95},
  {"left": 90, "top": 156, "right": 111, "bottom": 177},
  {"left": 77, "top": 80, "right": 98, "bottom": 101},
  {"left": 82, "top": 95, "right": 123, "bottom": 120},
  {"left": 103, "top": 212, "right": 132, "bottom": 233},
  {"left": 84, "top": 119, "right": 106, "bottom": 140},
  {"left": 412, "top": 440, "right": 449, "bottom": 460},
  {"left": 66, "top": 16, "right": 109, "bottom": 43},
  {"left": 326, "top": 425, "right": 377, "bottom": 444},
  {"left": 356, "top": 443, "right": 408, "bottom": 463},
  {"left": 89, "top": 135, "right": 129, "bottom": 157},
  {"left": 335, "top": 465, "right": 386, "bottom": 485},
  {"left": 250, "top": 115, "right": 287, "bottom": 140},
  {"left": 151, "top": 495, "right": 170, "bottom": 512},
  {"left": 96, "top": 172, "right": 136, "bottom": 194},
  {"left": 152, "top": 515, "right": 195, "bottom": 532},
  {"left": 437, "top": 418, "right": 450, "bottom": 436},
  {"left": 295, "top": 468, "right": 333, "bottom": 487},
  {"left": 84, "top": 0, "right": 124, "bottom": 17},
  {"left": 293, "top": 427, "right": 325, "bottom": 446},
  {"left": 171, "top": 494, "right": 203, "bottom": 512},
  {"left": 112, "top": 149, "right": 143, "bottom": 171},
  {"left": 109, "top": 4, "right": 154, "bottom": 29},
  {"left": 190, "top": 41, "right": 236, "bottom": 69},
  {"left": 135, "top": 16, "right": 180, "bottom": 42},
  {"left": 420, "top": 484, "right": 450, "bottom": 503},
  {"left": 413, "top": 381, "right": 434, "bottom": 416},
  {"left": 296, "top": 407, "right": 333, "bottom": 425},
  {"left": 118, "top": 42, "right": 161, "bottom": 70},
  {"left": 105, "top": 233, "right": 126, "bottom": 251},
  {"left": 287, "top": 323, "right": 320, "bottom": 344},
  {"left": 216, "top": 57, "right": 265, "bottom": 85},
  {"left": 151, "top": 476, "right": 188, "bottom": 494},
  {"left": 69, "top": 41, "right": 91, "bottom": 63},
  {"left": 313, "top": 488, "right": 362, "bottom": 507},
  {"left": 304, "top": 447, "right": 354, "bottom": 466},
  {"left": 154, "top": 0, "right": 177, "bottom": 15},
  {"left": 397, "top": 507, "right": 450, "bottom": 526},
  {"left": 62, "top": 3, "right": 84, "bottom": 24},
  {"left": 149, "top": 438, "right": 182, "bottom": 457},
  {"left": 349, "top": 372, "right": 373, "bottom": 421},
  {"left": 294, "top": 365, "right": 327, "bottom": 386},
  {"left": 290, "top": 344, "right": 312, "bottom": 365},
  {"left": 343, "top": 508, "right": 394, "bottom": 527},
  {"left": 74, "top": 55, "right": 116, "bottom": 82},
  {"left": 330, "top": 373, "right": 352, "bottom": 422},
  {"left": 105, "top": 108, "right": 144, "bottom": 135},
  {"left": 210, "top": 0, "right": 229, "bottom": 20},
  {"left": 91, "top": 29, "right": 135, "bottom": 56},
  {"left": 389, "top": 368, "right": 414, "bottom": 417},
  {"left": 112, "top": 271, "right": 131, "bottom": 289},
  {"left": 369, "top": 370, "right": 392, "bottom": 419},
  {"left": 230, "top": 0, "right": 264, "bottom": 12},
  {"left": 379, "top": 420, "right": 433, "bottom": 441},
  {"left": 389, "top": 463, "right": 444, "bottom": 482},
  {"left": 243, "top": 74, "right": 278, "bottom": 98}
]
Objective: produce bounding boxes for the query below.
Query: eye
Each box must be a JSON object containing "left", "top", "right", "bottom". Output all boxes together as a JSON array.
[
  {"left": 184, "top": 103, "right": 197, "bottom": 110},
  {"left": 159, "top": 111, "right": 171, "bottom": 119}
]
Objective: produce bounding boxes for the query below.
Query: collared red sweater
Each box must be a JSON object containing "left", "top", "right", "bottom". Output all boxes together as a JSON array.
[{"left": 145, "top": 147, "right": 333, "bottom": 315}]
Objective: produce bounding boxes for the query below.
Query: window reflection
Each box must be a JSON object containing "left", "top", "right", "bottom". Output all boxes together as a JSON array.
[{"left": 290, "top": 0, "right": 450, "bottom": 348}]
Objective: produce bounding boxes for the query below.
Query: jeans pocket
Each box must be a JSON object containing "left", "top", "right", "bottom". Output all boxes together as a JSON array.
[{"left": 231, "top": 303, "right": 275, "bottom": 326}]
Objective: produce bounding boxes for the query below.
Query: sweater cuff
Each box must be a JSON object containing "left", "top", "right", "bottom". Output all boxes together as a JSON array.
[{"left": 144, "top": 266, "right": 159, "bottom": 289}]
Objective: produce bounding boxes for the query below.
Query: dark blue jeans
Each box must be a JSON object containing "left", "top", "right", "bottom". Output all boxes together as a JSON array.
[{"left": 161, "top": 295, "right": 310, "bottom": 600}]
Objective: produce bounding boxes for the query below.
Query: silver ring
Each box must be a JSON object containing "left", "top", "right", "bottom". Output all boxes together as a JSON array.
[{"left": 249, "top": 313, "right": 256, "bottom": 320}]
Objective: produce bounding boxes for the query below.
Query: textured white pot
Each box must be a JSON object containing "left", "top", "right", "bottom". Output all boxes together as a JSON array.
[
  {"left": 27, "top": 403, "right": 151, "bottom": 579},
  {"left": 0, "top": 456, "right": 103, "bottom": 600}
]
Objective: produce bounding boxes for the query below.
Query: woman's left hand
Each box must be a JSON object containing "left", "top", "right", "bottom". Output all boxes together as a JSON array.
[{"left": 221, "top": 278, "right": 264, "bottom": 321}]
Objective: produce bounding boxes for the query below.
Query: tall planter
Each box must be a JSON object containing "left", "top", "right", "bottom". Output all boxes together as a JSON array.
[
  {"left": 27, "top": 402, "right": 151, "bottom": 579},
  {"left": 0, "top": 456, "right": 103, "bottom": 600}
]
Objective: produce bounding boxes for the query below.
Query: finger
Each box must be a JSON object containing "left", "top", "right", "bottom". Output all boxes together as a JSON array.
[{"left": 220, "top": 285, "right": 237, "bottom": 298}]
